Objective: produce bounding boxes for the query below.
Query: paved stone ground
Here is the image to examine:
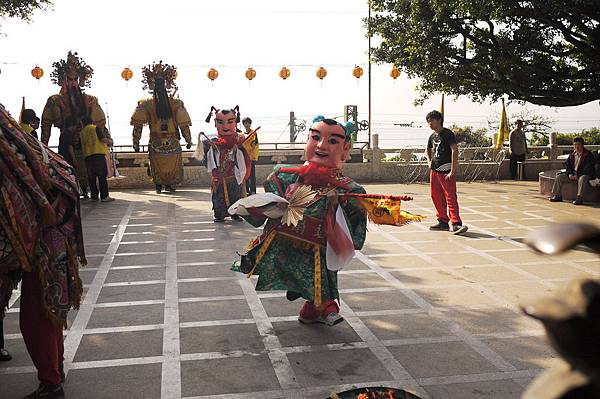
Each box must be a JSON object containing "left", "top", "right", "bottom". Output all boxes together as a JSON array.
[{"left": 1, "top": 181, "right": 599, "bottom": 399}]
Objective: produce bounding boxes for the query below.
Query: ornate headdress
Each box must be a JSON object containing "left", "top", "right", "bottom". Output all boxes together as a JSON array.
[
  {"left": 50, "top": 51, "right": 94, "bottom": 88},
  {"left": 142, "top": 61, "right": 178, "bottom": 93}
]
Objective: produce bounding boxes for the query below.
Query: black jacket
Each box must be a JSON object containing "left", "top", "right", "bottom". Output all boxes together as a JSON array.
[{"left": 566, "top": 149, "right": 595, "bottom": 179}]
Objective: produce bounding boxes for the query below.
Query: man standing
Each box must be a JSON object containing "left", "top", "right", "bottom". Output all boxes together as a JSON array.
[
  {"left": 20, "top": 109, "right": 40, "bottom": 140},
  {"left": 509, "top": 119, "right": 528, "bottom": 179},
  {"left": 131, "top": 61, "right": 193, "bottom": 194},
  {"left": 80, "top": 117, "right": 114, "bottom": 202},
  {"left": 550, "top": 137, "right": 595, "bottom": 205},
  {"left": 242, "top": 117, "right": 259, "bottom": 194},
  {"left": 425, "top": 110, "right": 468, "bottom": 234},
  {"left": 41, "top": 51, "right": 109, "bottom": 199}
]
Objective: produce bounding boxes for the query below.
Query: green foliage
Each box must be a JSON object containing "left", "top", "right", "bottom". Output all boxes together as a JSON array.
[
  {"left": 529, "top": 132, "right": 549, "bottom": 146},
  {"left": 529, "top": 128, "right": 600, "bottom": 145},
  {"left": 450, "top": 124, "right": 492, "bottom": 147},
  {"left": 369, "top": 0, "right": 600, "bottom": 107},
  {"left": 0, "top": 0, "right": 51, "bottom": 31}
]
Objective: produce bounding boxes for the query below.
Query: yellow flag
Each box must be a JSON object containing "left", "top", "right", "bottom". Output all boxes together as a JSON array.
[
  {"left": 19, "top": 96, "right": 25, "bottom": 123},
  {"left": 439, "top": 93, "right": 445, "bottom": 116},
  {"left": 495, "top": 98, "right": 509, "bottom": 149}
]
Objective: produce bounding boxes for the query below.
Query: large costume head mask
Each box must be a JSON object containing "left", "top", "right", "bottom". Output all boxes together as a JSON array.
[
  {"left": 51, "top": 51, "right": 93, "bottom": 90},
  {"left": 142, "top": 61, "right": 178, "bottom": 120},
  {"left": 305, "top": 115, "right": 353, "bottom": 169},
  {"left": 205, "top": 106, "right": 240, "bottom": 137}
]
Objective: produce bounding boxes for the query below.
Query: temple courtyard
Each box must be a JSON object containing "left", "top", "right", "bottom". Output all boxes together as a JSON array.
[{"left": 1, "top": 180, "right": 598, "bottom": 399}]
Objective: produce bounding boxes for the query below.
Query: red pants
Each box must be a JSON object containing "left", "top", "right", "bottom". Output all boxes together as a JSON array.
[
  {"left": 20, "top": 271, "right": 63, "bottom": 385},
  {"left": 430, "top": 170, "right": 462, "bottom": 225}
]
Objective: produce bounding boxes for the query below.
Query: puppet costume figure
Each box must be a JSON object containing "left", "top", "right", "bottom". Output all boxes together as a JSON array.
[
  {"left": 131, "top": 61, "right": 193, "bottom": 194},
  {"left": 232, "top": 117, "right": 367, "bottom": 326},
  {"left": 198, "top": 107, "right": 251, "bottom": 222},
  {"left": 41, "top": 51, "right": 108, "bottom": 197},
  {"left": 0, "top": 103, "right": 85, "bottom": 399}
]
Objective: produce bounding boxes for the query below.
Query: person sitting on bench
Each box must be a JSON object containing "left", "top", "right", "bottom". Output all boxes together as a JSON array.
[{"left": 549, "top": 137, "right": 596, "bottom": 205}]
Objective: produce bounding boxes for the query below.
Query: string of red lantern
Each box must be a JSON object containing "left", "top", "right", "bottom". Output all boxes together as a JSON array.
[{"left": 26, "top": 65, "right": 401, "bottom": 82}]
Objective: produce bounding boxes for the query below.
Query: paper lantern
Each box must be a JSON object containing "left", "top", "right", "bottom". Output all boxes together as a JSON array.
[
  {"left": 390, "top": 67, "right": 401, "bottom": 79},
  {"left": 31, "top": 65, "right": 44, "bottom": 80},
  {"left": 245, "top": 67, "right": 256, "bottom": 81},
  {"left": 279, "top": 66, "right": 290, "bottom": 80},
  {"left": 207, "top": 68, "right": 219, "bottom": 81},
  {"left": 352, "top": 65, "right": 363, "bottom": 79},
  {"left": 121, "top": 67, "right": 133, "bottom": 81},
  {"left": 316, "top": 66, "right": 327, "bottom": 80}
]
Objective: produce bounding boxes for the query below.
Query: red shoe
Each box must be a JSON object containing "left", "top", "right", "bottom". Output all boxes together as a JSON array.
[
  {"left": 298, "top": 301, "right": 320, "bottom": 323},
  {"left": 319, "top": 299, "right": 344, "bottom": 326}
]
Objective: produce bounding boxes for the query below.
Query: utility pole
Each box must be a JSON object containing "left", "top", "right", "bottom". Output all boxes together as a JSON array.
[
  {"left": 367, "top": 1, "right": 372, "bottom": 149},
  {"left": 289, "top": 111, "right": 296, "bottom": 142}
]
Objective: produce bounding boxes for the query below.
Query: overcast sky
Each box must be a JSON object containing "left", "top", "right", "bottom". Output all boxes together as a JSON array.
[{"left": 1, "top": 0, "right": 598, "bottom": 147}]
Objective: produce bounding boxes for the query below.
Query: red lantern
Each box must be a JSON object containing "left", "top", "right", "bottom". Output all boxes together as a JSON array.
[
  {"left": 245, "top": 67, "right": 256, "bottom": 81},
  {"left": 316, "top": 66, "right": 327, "bottom": 80},
  {"left": 121, "top": 67, "right": 133, "bottom": 81},
  {"left": 208, "top": 68, "right": 219, "bottom": 81},
  {"left": 352, "top": 65, "right": 363, "bottom": 79},
  {"left": 279, "top": 66, "right": 291, "bottom": 80},
  {"left": 31, "top": 65, "right": 44, "bottom": 80}
]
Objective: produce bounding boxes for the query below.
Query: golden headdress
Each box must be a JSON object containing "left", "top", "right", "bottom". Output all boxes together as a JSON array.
[
  {"left": 50, "top": 51, "right": 94, "bottom": 87},
  {"left": 142, "top": 61, "right": 178, "bottom": 93}
]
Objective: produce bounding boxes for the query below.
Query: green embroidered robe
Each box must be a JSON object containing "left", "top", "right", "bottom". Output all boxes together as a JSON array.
[{"left": 235, "top": 165, "right": 367, "bottom": 303}]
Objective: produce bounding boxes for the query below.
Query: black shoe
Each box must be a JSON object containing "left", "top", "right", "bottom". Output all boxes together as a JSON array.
[
  {"left": 155, "top": 185, "right": 162, "bottom": 194},
  {"left": 59, "top": 362, "right": 65, "bottom": 383},
  {"left": 214, "top": 218, "right": 225, "bottom": 223},
  {"left": 231, "top": 214, "right": 242, "bottom": 221},
  {"left": 286, "top": 291, "right": 302, "bottom": 301},
  {"left": 25, "top": 383, "right": 64, "bottom": 399},
  {"left": 573, "top": 196, "right": 584, "bottom": 205},
  {"left": 549, "top": 195, "right": 562, "bottom": 202},
  {"left": 165, "top": 185, "right": 176, "bottom": 192},
  {"left": 451, "top": 224, "right": 468, "bottom": 235},
  {"left": 429, "top": 221, "right": 449, "bottom": 231},
  {"left": 0, "top": 348, "right": 11, "bottom": 361}
]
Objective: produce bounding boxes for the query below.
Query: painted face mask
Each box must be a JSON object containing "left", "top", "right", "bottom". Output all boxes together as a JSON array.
[
  {"left": 215, "top": 110, "right": 238, "bottom": 137},
  {"left": 304, "top": 119, "right": 351, "bottom": 169}
]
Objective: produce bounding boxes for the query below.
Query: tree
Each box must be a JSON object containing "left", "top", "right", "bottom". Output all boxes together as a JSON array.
[
  {"left": 369, "top": 0, "right": 600, "bottom": 107},
  {"left": 0, "top": 0, "right": 51, "bottom": 32},
  {"left": 530, "top": 128, "right": 600, "bottom": 145},
  {"left": 450, "top": 124, "right": 491, "bottom": 147},
  {"left": 487, "top": 107, "right": 555, "bottom": 144}
]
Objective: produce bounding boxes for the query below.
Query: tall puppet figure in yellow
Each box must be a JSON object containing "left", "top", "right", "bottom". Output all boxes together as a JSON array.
[
  {"left": 131, "top": 61, "right": 193, "bottom": 193},
  {"left": 41, "top": 51, "right": 108, "bottom": 198}
]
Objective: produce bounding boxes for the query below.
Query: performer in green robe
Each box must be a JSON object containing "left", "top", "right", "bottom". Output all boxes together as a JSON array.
[{"left": 233, "top": 116, "right": 366, "bottom": 326}]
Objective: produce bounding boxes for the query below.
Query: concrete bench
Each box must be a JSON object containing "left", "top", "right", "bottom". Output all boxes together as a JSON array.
[
  {"left": 539, "top": 169, "right": 600, "bottom": 202},
  {"left": 517, "top": 160, "right": 565, "bottom": 181}
]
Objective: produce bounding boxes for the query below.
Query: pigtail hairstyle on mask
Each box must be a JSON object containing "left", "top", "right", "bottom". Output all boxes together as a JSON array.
[{"left": 205, "top": 106, "right": 218, "bottom": 123}]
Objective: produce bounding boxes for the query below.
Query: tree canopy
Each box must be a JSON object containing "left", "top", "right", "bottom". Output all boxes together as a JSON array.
[
  {"left": 0, "top": 0, "right": 50, "bottom": 31},
  {"left": 369, "top": 0, "right": 600, "bottom": 107}
]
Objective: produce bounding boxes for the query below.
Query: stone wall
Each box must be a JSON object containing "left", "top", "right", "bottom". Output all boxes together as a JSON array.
[{"left": 108, "top": 150, "right": 511, "bottom": 188}]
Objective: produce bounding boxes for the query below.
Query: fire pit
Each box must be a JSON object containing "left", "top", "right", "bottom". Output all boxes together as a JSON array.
[{"left": 328, "top": 387, "right": 422, "bottom": 399}]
